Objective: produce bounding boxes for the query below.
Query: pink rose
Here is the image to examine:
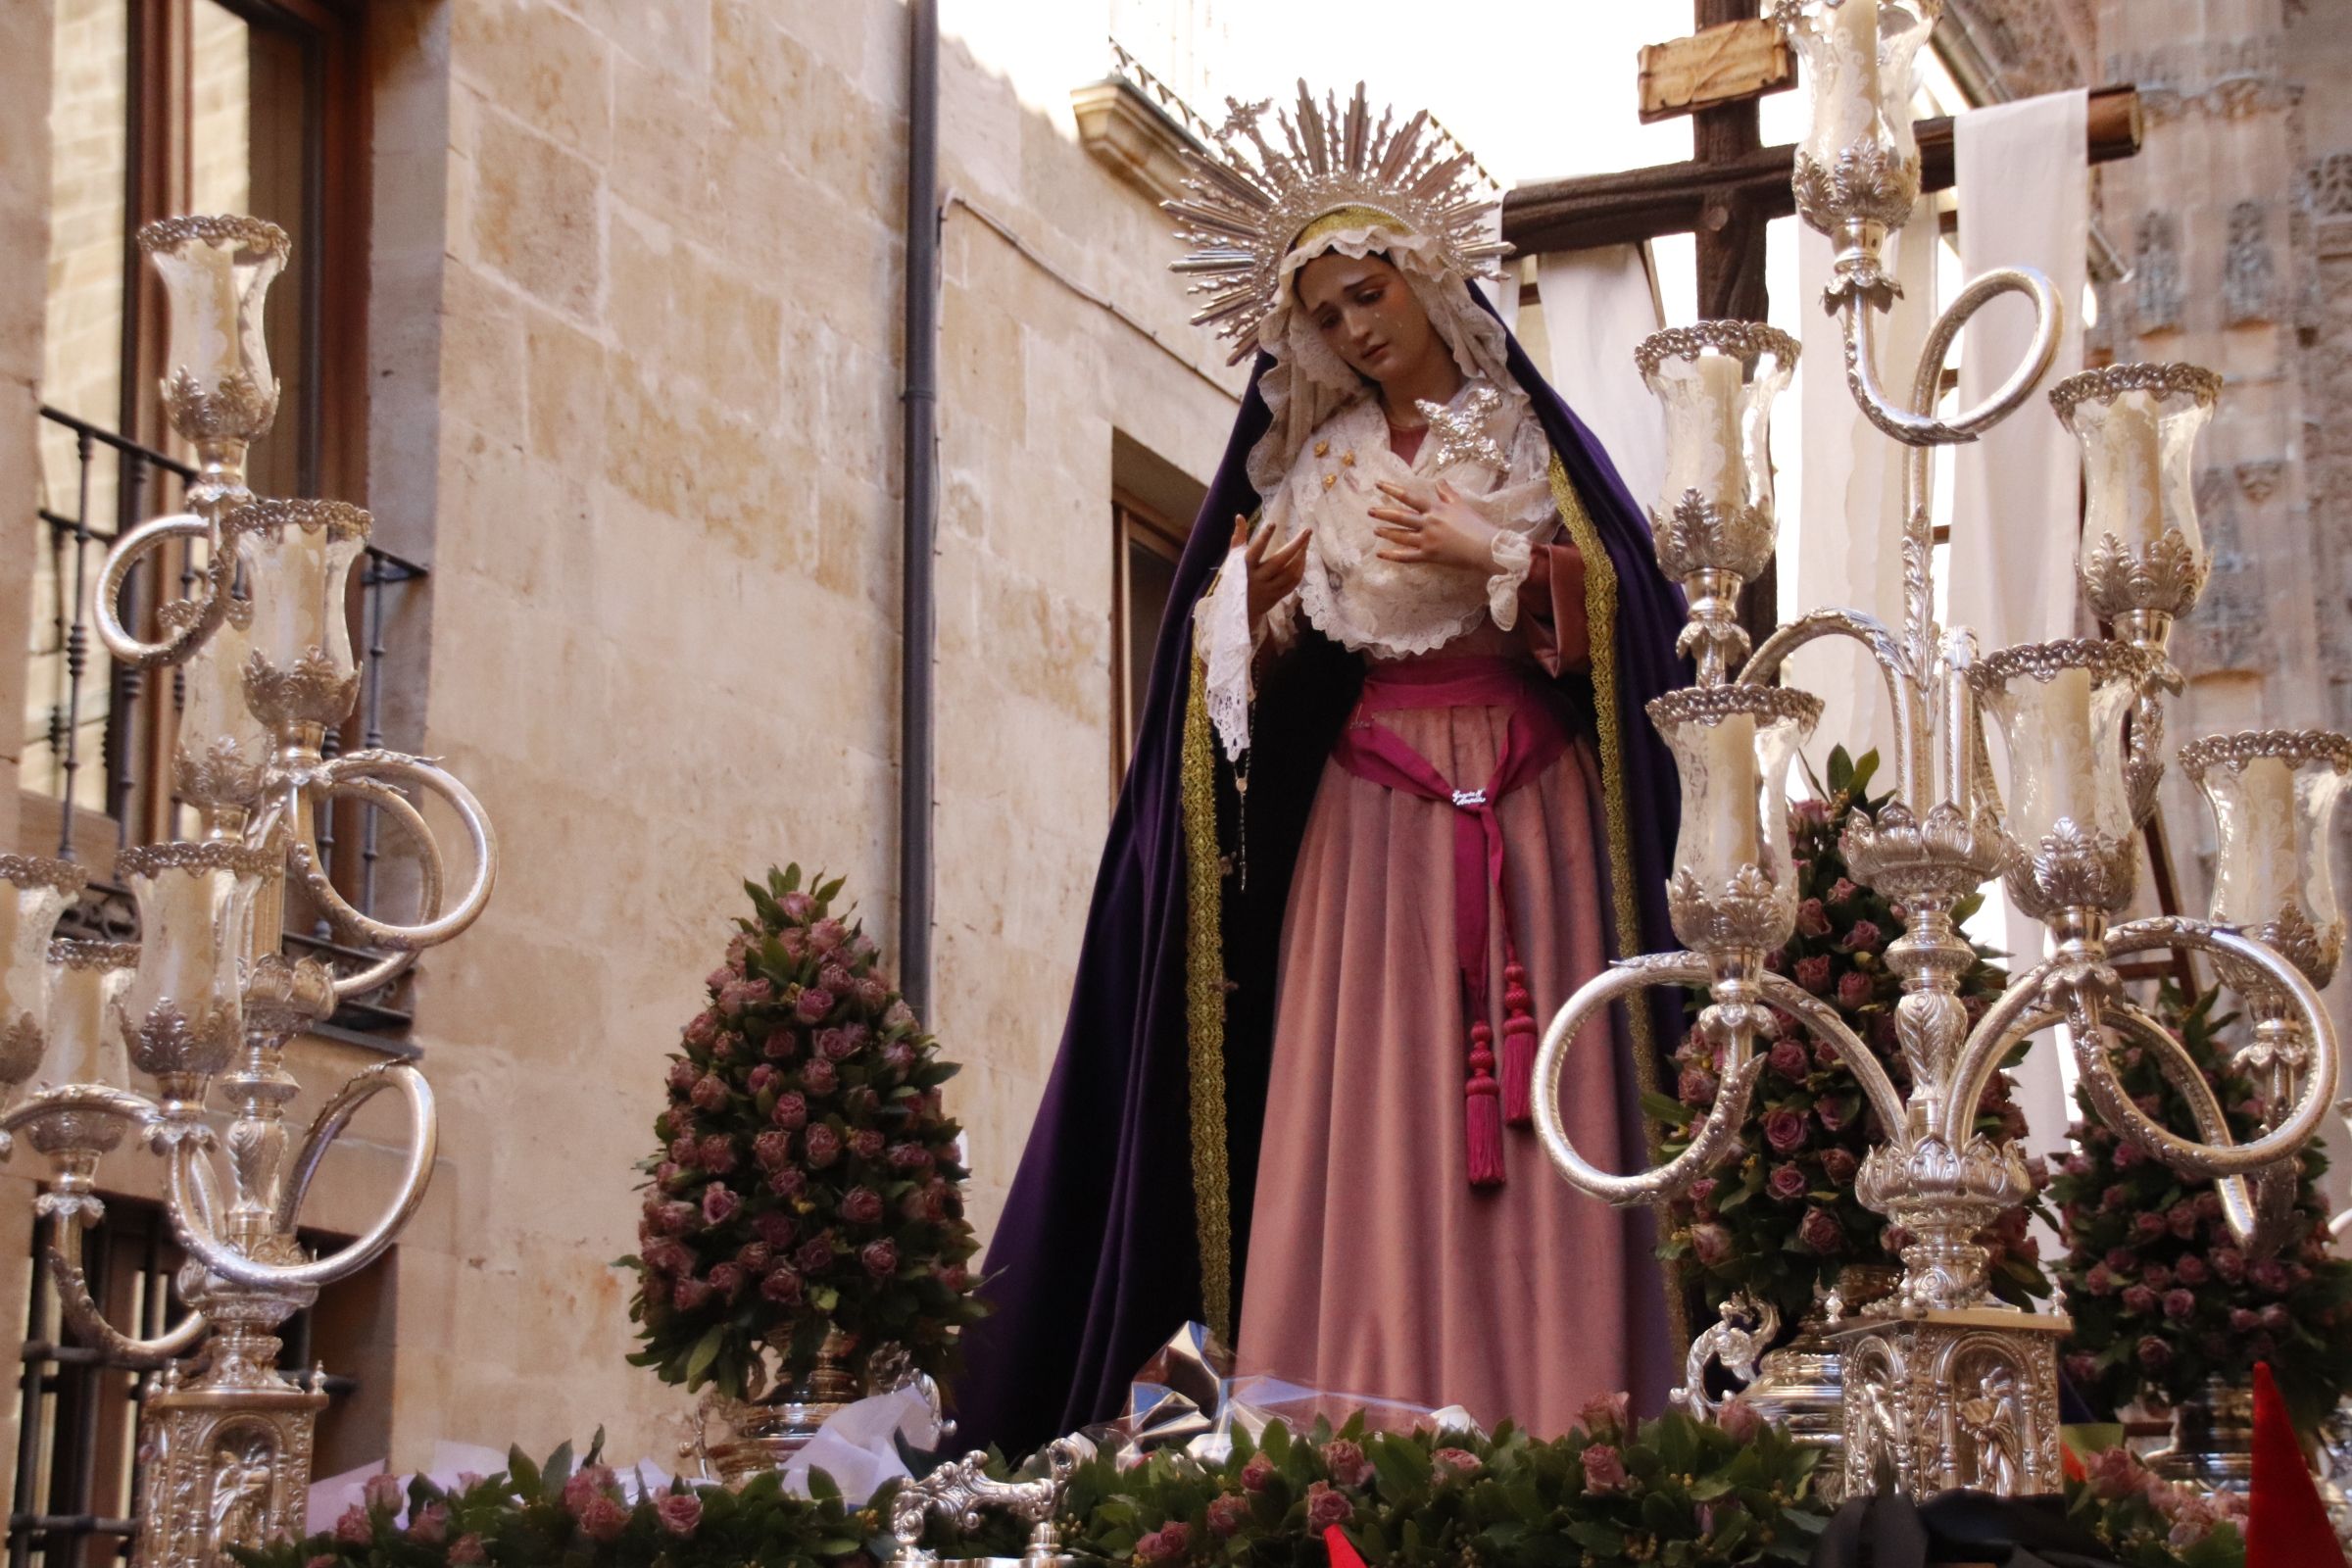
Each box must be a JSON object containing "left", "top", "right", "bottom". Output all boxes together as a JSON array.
[
  {"left": 802, "top": 1058, "right": 839, "bottom": 1096},
  {"left": 449, "top": 1535, "right": 487, "bottom": 1567},
  {"left": 1677, "top": 1066, "right": 1718, "bottom": 1106},
  {"left": 672, "top": 1277, "right": 713, "bottom": 1311},
  {"left": 2212, "top": 1248, "right": 2246, "bottom": 1284},
  {"left": 2261, "top": 1302, "right": 2291, "bottom": 1332},
  {"left": 1687, "top": 1177, "right": 1719, "bottom": 1210},
  {"left": 563, "top": 1465, "right": 617, "bottom": 1516},
  {"left": 1578, "top": 1391, "right": 1631, "bottom": 1437},
  {"left": 1716, "top": 1396, "right": 1763, "bottom": 1443},
  {"left": 1768, "top": 1039, "right": 1809, "bottom": 1081},
  {"left": 2120, "top": 1285, "right": 2156, "bottom": 1316},
  {"left": 668, "top": 1133, "right": 699, "bottom": 1167},
  {"left": 890, "top": 1142, "right": 935, "bottom": 1170},
  {"left": 1763, "top": 1108, "right": 1808, "bottom": 1152},
  {"left": 656, "top": 1493, "right": 703, "bottom": 1536},
  {"left": 939, "top": 1262, "right": 971, "bottom": 1293},
  {"left": 667, "top": 1058, "right": 700, "bottom": 1092},
  {"left": 708, "top": 1262, "right": 747, "bottom": 1298},
  {"left": 578, "top": 1494, "right": 630, "bottom": 1543},
  {"left": 1841, "top": 920, "right": 1881, "bottom": 952},
  {"left": 861, "top": 1239, "right": 899, "bottom": 1277},
  {"left": 1321, "top": 1439, "right": 1371, "bottom": 1488},
  {"left": 2141, "top": 1262, "right": 2171, "bottom": 1291},
  {"left": 1795, "top": 899, "right": 1832, "bottom": 937},
  {"left": 2168, "top": 1201, "right": 2199, "bottom": 1240},
  {"left": 2133, "top": 1211, "right": 2167, "bottom": 1242},
  {"left": 2135, "top": 1335, "right": 2174, "bottom": 1372},
  {"left": 1821, "top": 1149, "right": 1859, "bottom": 1184},
  {"left": 1240, "top": 1452, "right": 1276, "bottom": 1493},
  {"left": 1795, "top": 956, "right": 1834, "bottom": 994},
  {"left": 2173, "top": 1254, "right": 2209, "bottom": 1286},
  {"left": 366, "top": 1472, "right": 406, "bottom": 1515},
  {"left": 408, "top": 1503, "right": 449, "bottom": 1545},
  {"left": 849, "top": 1128, "right": 885, "bottom": 1160},
  {"left": 796, "top": 1232, "right": 836, "bottom": 1272},
  {"left": 819, "top": 963, "right": 857, "bottom": 997},
  {"left": 771, "top": 1092, "right": 808, "bottom": 1130},
  {"left": 810, "top": 917, "right": 849, "bottom": 953},
  {"left": 1580, "top": 1445, "right": 1627, "bottom": 1493},
  {"left": 2113, "top": 1138, "right": 2143, "bottom": 1169},
  {"left": 796, "top": 987, "right": 835, "bottom": 1023},
  {"left": 1797, "top": 1206, "right": 1843, "bottom": 1254},
  {"left": 762, "top": 1031, "right": 800, "bottom": 1060},
  {"left": 760, "top": 1266, "right": 805, "bottom": 1304},
  {"left": 736, "top": 1241, "right": 772, "bottom": 1271},
  {"left": 1206, "top": 1493, "right": 1251, "bottom": 1538},
  {"left": 1826, "top": 877, "right": 1857, "bottom": 906},
  {"left": 2084, "top": 1264, "right": 2116, "bottom": 1296},
  {"left": 804, "top": 1124, "right": 841, "bottom": 1167},
  {"left": 766, "top": 1166, "right": 808, "bottom": 1200},
  {"left": 2162, "top": 1289, "right": 2195, "bottom": 1320},
  {"left": 2250, "top": 1258, "right": 2290, "bottom": 1295},
  {"left": 1836, "top": 970, "right": 1874, "bottom": 1009},
  {"left": 696, "top": 1134, "right": 737, "bottom": 1176},
  {"left": 755, "top": 1130, "right": 793, "bottom": 1169},
  {"left": 884, "top": 1000, "right": 915, "bottom": 1029},
  {"left": 780, "top": 891, "right": 816, "bottom": 921},
  {"left": 840, "top": 1188, "right": 885, "bottom": 1225},
  {"left": 1690, "top": 1222, "right": 1733, "bottom": 1266},
  {"left": 690, "top": 1074, "right": 729, "bottom": 1112},
  {"left": 684, "top": 1010, "right": 719, "bottom": 1049},
  {"left": 816, "top": 1027, "right": 861, "bottom": 1060},
  {"left": 1136, "top": 1523, "right": 1190, "bottom": 1562},
  {"left": 1767, "top": 1162, "right": 1809, "bottom": 1202},
  {"left": 2085, "top": 1446, "right": 2145, "bottom": 1500},
  {"left": 755, "top": 1210, "right": 798, "bottom": 1248},
  {"left": 1433, "top": 1447, "right": 1484, "bottom": 1478},
  {"left": 748, "top": 1064, "right": 780, "bottom": 1095},
  {"left": 335, "top": 1506, "right": 373, "bottom": 1545},
  {"left": 701, "top": 1184, "right": 741, "bottom": 1227},
  {"left": 858, "top": 977, "right": 891, "bottom": 1010},
  {"left": 882, "top": 1041, "right": 917, "bottom": 1076},
  {"left": 1303, "top": 1481, "right": 1352, "bottom": 1530}
]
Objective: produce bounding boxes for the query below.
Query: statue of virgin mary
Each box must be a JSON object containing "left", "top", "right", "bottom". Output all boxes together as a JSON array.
[{"left": 957, "top": 84, "right": 1691, "bottom": 1455}]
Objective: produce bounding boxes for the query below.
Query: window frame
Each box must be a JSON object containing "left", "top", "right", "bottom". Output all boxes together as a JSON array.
[{"left": 1110, "top": 488, "right": 1188, "bottom": 796}]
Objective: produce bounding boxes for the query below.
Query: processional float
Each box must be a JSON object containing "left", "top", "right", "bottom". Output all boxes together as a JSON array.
[
  {"left": 0, "top": 217, "right": 494, "bottom": 1564},
  {"left": 1533, "top": 0, "right": 2347, "bottom": 1499}
]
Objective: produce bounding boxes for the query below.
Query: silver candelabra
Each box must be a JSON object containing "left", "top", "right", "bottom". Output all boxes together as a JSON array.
[
  {"left": 0, "top": 216, "right": 495, "bottom": 1566},
  {"left": 1533, "top": 0, "right": 2345, "bottom": 1498}
]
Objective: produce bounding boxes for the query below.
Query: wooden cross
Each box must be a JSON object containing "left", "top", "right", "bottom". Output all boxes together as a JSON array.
[{"left": 1499, "top": 3, "right": 2140, "bottom": 648}]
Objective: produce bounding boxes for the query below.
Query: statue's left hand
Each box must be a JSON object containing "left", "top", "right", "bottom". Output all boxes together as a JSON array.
[{"left": 1369, "top": 479, "right": 1496, "bottom": 572}]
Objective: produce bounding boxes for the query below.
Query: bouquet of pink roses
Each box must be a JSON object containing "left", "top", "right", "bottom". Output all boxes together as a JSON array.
[
  {"left": 1654, "top": 748, "right": 2054, "bottom": 1331},
  {"left": 621, "top": 865, "right": 984, "bottom": 1399}
]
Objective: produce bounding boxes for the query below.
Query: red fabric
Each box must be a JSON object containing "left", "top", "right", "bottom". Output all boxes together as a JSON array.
[
  {"left": 1520, "top": 544, "right": 1592, "bottom": 674},
  {"left": 2250, "top": 1361, "right": 2344, "bottom": 1567},
  {"left": 1324, "top": 1526, "right": 1368, "bottom": 1568},
  {"left": 1328, "top": 657, "right": 1569, "bottom": 1187}
]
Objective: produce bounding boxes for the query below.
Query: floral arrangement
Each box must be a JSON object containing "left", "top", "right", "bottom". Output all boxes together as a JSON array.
[
  {"left": 2050, "top": 981, "right": 2352, "bottom": 1436},
  {"left": 1654, "top": 749, "right": 2054, "bottom": 1331},
  {"left": 621, "top": 866, "right": 984, "bottom": 1399},
  {"left": 246, "top": 1419, "right": 2243, "bottom": 1568},
  {"left": 2066, "top": 1443, "right": 2250, "bottom": 1568}
]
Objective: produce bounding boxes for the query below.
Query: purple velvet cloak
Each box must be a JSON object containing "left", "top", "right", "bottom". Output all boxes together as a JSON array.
[{"left": 954, "top": 290, "right": 1691, "bottom": 1458}]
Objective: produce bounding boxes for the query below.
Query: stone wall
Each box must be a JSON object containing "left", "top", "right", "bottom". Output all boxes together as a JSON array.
[{"left": 0, "top": 0, "right": 1245, "bottom": 1472}]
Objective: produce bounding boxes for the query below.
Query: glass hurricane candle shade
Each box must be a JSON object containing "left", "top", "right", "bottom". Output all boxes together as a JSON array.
[
  {"left": 1968, "top": 641, "right": 2155, "bottom": 916},
  {"left": 1650, "top": 685, "right": 1823, "bottom": 951},
  {"left": 42, "top": 943, "right": 138, "bottom": 1093},
  {"left": 0, "top": 858, "right": 87, "bottom": 1090},
  {"left": 175, "top": 602, "right": 272, "bottom": 812},
  {"left": 1778, "top": 0, "right": 1940, "bottom": 234},
  {"left": 112, "top": 843, "right": 276, "bottom": 1106},
  {"left": 2050, "top": 365, "right": 2222, "bottom": 643},
  {"left": 2180, "top": 731, "right": 2352, "bottom": 987},
  {"left": 136, "top": 216, "right": 287, "bottom": 447},
  {"left": 226, "top": 500, "right": 369, "bottom": 731}
]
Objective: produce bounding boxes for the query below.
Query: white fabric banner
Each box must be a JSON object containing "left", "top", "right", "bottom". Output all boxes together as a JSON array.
[
  {"left": 1949, "top": 89, "right": 2089, "bottom": 1153},
  {"left": 1787, "top": 205, "right": 1939, "bottom": 770},
  {"left": 1535, "top": 245, "right": 1668, "bottom": 513}
]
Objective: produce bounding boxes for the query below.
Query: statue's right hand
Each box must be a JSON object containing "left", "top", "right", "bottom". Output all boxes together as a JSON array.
[{"left": 1232, "top": 513, "right": 1310, "bottom": 630}]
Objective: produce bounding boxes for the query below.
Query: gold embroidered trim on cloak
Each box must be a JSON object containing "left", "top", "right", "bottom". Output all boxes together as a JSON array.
[
  {"left": 1548, "top": 456, "right": 1688, "bottom": 1352},
  {"left": 1181, "top": 644, "right": 1235, "bottom": 1343}
]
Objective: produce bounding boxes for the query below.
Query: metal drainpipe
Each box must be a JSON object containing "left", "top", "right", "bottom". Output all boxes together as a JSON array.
[{"left": 899, "top": 0, "right": 940, "bottom": 1021}]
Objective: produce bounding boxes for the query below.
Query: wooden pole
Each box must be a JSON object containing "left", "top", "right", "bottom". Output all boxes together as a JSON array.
[{"left": 1691, "top": 0, "right": 1770, "bottom": 322}]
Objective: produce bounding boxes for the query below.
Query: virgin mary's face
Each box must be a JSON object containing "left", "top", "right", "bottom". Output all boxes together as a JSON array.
[{"left": 1295, "top": 252, "right": 1440, "bottom": 388}]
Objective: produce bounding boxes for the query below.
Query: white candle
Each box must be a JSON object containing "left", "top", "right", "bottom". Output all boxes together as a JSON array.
[
  {"left": 2216, "top": 756, "right": 2301, "bottom": 924},
  {"left": 2082, "top": 393, "right": 2165, "bottom": 556},
  {"left": 1815, "top": 0, "right": 1883, "bottom": 158},
  {"left": 2010, "top": 667, "right": 2096, "bottom": 845},
  {"left": 1693, "top": 710, "right": 1762, "bottom": 886},
  {"left": 1658, "top": 353, "right": 1745, "bottom": 510},
  {"left": 44, "top": 961, "right": 127, "bottom": 1091}
]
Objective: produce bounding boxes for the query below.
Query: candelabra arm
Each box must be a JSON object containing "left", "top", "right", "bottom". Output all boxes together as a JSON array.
[
  {"left": 291, "top": 751, "right": 494, "bottom": 954},
  {"left": 46, "top": 1200, "right": 211, "bottom": 1368},
  {"left": 1840, "top": 268, "right": 2063, "bottom": 448},
  {"left": 1938, "top": 955, "right": 2067, "bottom": 1147},
  {"left": 168, "top": 1061, "right": 435, "bottom": 1291},
  {"left": 1533, "top": 955, "right": 1768, "bottom": 1206},
  {"left": 91, "top": 513, "right": 229, "bottom": 669},
  {"left": 1755, "top": 972, "right": 1910, "bottom": 1134},
  {"left": 289, "top": 773, "right": 445, "bottom": 1002},
  {"left": 2093, "top": 1001, "right": 2295, "bottom": 1251},
  {"left": 273, "top": 1060, "right": 428, "bottom": 1236},
  {"left": 1740, "top": 609, "right": 1931, "bottom": 804}
]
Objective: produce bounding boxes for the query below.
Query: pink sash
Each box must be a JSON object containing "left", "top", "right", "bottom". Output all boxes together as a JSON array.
[{"left": 1328, "top": 657, "right": 1569, "bottom": 1188}]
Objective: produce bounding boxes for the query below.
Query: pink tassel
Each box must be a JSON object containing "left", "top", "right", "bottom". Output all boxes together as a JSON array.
[
  {"left": 1466, "top": 1021, "right": 1506, "bottom": 1188},
  {"left": 1500, "top": 960, "right": 1536, "bottom": 1126}
]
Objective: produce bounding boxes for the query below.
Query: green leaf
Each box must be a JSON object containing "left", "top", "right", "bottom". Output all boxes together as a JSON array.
[
  {"left": 1826, "top": 747, "right": 1854, "bottom": 794},
  {"left": 685, "top": 1324, "right": 727, "bottom": 1387}
]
